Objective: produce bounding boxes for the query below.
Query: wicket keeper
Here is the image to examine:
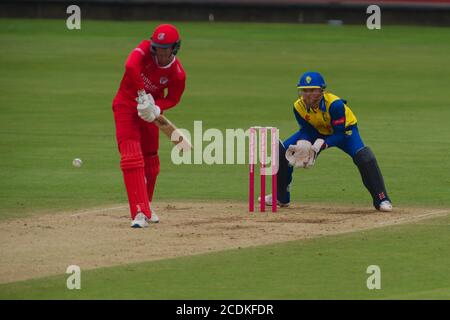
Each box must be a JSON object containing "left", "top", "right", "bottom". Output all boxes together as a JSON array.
[
  {"left": 112, "top": 24, "right": 186, "bottom": 228},
  {"left": 262, "top": 71, "right": 392, "bottom": 212}
]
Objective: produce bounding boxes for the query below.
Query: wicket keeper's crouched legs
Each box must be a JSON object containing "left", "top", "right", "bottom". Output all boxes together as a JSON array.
[
  {"left": 276, "top": 141, "right": 293, "bottom": 206},
  {"left": 352, "top": 145, "right": 391, "bottom": 211},
  {"left": 274, "top": 125, "right": 392, "bottom": 211}
]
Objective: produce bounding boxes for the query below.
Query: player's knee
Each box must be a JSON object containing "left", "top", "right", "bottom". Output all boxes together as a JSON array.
[
  {"left": 120, "top": 140, "right": 145, "bottom": 170},
  {"left": 353, "top": 146, "right": 375, "bottom": 166},
  {"left": 144, "top": 153, "right": 160, "bottom": 176}
]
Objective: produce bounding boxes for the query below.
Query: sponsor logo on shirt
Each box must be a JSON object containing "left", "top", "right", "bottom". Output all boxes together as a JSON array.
[
  {"left": 160, "top": 77, "right": 169, "bottom": 85},
  {"left": 332, "top": 117, "right": 345, "bottom": 126},
  {"left": 141, "top": 73, "right": 160, "bottom": 92}
]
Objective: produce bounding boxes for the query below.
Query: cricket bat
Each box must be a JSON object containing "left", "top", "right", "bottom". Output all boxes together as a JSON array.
[{"left": 154, "top": 115, "right": 192, "bottom": 152}]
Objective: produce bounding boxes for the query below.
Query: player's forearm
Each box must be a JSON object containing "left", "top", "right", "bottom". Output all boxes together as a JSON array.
[
  {"left": 125, "top": 51, "right": 145, "bottom": 91},
  {"left": 156, "top": 82, "right": 185, "bottom": 110},
  {"left": 124, "top": 67, "right": 144, "bottom": 92},
  {"left": 155, "top": 98, "right": 180, "bottom": 111},
  {"left": 327, "top": 102, "right": 347, "bottom": 147}
]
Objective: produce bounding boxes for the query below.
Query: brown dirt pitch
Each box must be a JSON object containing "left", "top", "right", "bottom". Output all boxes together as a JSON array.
[{"left": 0, "top": 201, "right": 448, "bottom": 284}]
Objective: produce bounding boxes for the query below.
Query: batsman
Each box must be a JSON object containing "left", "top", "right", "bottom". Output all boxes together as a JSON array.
[
  {"left": 261, "top": 71, "right": 392, "bottom": 212},
  {"left": 112, "top": 24, "right": 186, "bottom": 228}
]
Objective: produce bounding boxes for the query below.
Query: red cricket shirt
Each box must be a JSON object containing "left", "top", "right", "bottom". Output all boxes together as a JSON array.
[{"left": 113, "top": 40, "right": 186, "bottom": 111}]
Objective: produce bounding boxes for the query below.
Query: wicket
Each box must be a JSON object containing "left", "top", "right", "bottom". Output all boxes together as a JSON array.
[{"left": 249, "top": 126, "right": 278, "bottom": 212}]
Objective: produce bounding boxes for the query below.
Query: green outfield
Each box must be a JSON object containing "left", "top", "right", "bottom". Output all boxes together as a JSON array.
[{"left": 0, "top": 19, "right": 449, "bottom": 299}]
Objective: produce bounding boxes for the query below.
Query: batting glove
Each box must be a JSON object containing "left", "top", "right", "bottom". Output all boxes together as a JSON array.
[
  {"left": 137, "top": 100, "right": 161, "bottom": 123},
  {"left": 136, "top": 90, "right": 155, "bottom": 105}
]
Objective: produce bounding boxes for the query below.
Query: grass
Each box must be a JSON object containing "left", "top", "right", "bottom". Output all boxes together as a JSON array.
[
  {"left": 1, "top": 19, "right": 450, "bottom": 218},
  {"left": 0, "top": 214, "right": 449, "bottom": 299},
  {"left": 0, "top": 19, "right": 449, "bottom": 300}
]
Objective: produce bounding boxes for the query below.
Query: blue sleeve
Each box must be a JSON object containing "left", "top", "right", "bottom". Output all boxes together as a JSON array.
[
  {"left": 325, "top": 99, "right": 347, "bottom": 147},
  {"left": 293, "top": 107, "right": 317, "bottom": 139}
]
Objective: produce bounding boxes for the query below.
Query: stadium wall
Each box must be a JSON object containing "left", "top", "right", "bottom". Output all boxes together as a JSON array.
[{"left": 1, "top": 0, "right": 450, "bottom": 26}]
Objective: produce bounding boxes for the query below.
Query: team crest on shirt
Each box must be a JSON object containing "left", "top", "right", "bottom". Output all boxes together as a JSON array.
[
  {"left": 160, "top": 77, "right": 169, "bottom": 85},
  {"left": 306, "top": 76, "right": 312, "bottom": 84},
  {"left": 157, "top": 33, "right": 165, "bottom": 40}
]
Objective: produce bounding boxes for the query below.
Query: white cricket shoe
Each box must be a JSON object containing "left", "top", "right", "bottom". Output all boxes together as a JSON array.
[
  {"left": 149, "top": 208, "right": 159, "bottom": 223},
  {"left": 378, "top": 200, "right": 393, "bottom": 212},
  {"left": 131, "top": 212, "right": 149, "bottom": 228},
  {"left": 257, "top": 194, "right": 289, "bottom": 208}
]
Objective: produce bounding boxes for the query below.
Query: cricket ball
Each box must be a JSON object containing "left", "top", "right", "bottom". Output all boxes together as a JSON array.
[{"left": 72, "top": 158, "right": 83, "bottom": 168}]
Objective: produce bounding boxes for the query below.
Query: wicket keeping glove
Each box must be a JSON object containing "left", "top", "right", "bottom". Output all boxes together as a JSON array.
[
  {"left": 286, "top": 140, "right": 312, "bottom": 168},
  {"left": 285, "top": 145, "right": 297, "bottom": 167},
  {"left": 305, "top": 138, "right": 326, "bottom": 169}
]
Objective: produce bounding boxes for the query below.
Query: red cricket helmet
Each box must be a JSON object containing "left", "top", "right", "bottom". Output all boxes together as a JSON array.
[{"left": 151, "top": 24, "right": 181, "bottom": 55}]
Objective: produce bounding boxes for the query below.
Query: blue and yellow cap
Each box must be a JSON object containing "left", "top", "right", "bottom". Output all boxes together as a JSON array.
[{"left": 297, "top": 71, "right": 326, "bottom": 89}]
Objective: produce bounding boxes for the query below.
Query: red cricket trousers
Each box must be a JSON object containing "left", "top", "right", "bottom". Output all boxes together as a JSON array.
[{"left": 113, "top": 104, "right": 160, "bottom": 219}]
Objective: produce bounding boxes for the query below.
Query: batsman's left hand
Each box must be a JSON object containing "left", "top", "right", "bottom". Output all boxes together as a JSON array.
[
  {"left": 136, "top": 90, "right": 155, "bottom": 105},
  {"left": 137, "top": 100, "right": 161, "bottom": 123}
]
